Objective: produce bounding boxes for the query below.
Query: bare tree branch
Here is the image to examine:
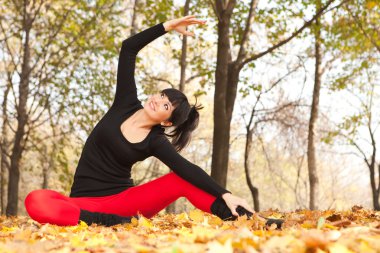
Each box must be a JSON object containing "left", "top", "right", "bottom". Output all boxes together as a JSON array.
[
  {"left": 239, "top": 0, "right": 341, "bottom": 69},
  {"left": 236, "top": 0, "right": 258, "bottom": 64},
  {"left": 207, "top": 0, "right": 220, "bottom": 21}
]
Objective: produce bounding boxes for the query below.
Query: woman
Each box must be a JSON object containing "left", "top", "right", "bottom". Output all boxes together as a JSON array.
[{"left": 24, "top": 15, "right": 254, "bottom": 226}]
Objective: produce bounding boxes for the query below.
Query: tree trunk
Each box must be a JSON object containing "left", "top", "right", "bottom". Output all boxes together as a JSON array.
[
  {"left": 179, "top": 0, "right": 191, "bottom": 92},
  {"left": 6, "top": 11, "right": 32, "bottom": 216},
  {"left": 368, "top": 122, "right": 379, "bottom": 210},
  {"left": 369, "top": 162, "right": 380, "bottom": 210},
  {"left": 1, "top": 84, "right": 11, "bottom": 215},
  {"left": 210, "top": 7, "right": 235, "bottom": 186},
  {"left": 376, "top": 163, "right": 380, "bottom": 210},
  {"left": 41, "top": 145, "right": 51, "bottom": 189},
  {"left": 244, "top": 128, "right": 260, "bottom": 211},
  {"left": 307, "top": 3, "right": 322, "bottom": 210},
  {"left": 166, "top": 0, "right": 191, "bottom": 214},
  {"left": 130, "top": 0, "right": 140, "bottom": 36}
]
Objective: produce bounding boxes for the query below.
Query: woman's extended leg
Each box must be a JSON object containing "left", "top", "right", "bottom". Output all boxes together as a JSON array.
[
  {"left": 25, "top": 172, "right": 243, "bottom": 226},
  {"left": 101, "top": 172, "right": 217, "bottom": 218},
  {"left": 24, "top": 173, "right": 216, "bottom": 225}
]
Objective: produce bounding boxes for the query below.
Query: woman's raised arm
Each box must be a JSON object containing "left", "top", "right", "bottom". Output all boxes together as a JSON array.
[
  {"left": 114, "top": 16, "right": 205, "bottom": 105},
  {"left": 113, "top": 16, "right": 206, "bottom": 108},
  {"left": 113, "top": 23, "right": 167, "bottom": 107}
]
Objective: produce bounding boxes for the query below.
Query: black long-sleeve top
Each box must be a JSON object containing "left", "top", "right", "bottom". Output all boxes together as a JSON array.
[{"left": 69, "top": 23, "right": 230, "bottom": 198}]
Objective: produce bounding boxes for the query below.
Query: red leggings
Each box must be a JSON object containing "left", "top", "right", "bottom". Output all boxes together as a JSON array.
[{"left": 25, "top": 172, "right": 217, "bottom": 226}]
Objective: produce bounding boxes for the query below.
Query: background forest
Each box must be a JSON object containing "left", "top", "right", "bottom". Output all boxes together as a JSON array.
[{"left": 0, "top": 0, "right": 379, "bottom": 217}]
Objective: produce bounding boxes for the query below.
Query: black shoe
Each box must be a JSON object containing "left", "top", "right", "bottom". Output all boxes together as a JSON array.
[{"left": 79, "top": 209, "right": 138, "bottom": 227}]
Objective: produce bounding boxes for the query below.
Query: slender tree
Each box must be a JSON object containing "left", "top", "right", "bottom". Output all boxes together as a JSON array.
[
  {"left": 323, "top": 0, "right": 380, "bottom": 210},
  {"left": 307, "top": 0, "right": 323, "bottom": 210},
  {"left": 166, "top": 0, "right": 192, "bottom": 214},
  {"left": 130, "top": 0, "right": 140, "bottom": 36},
  {"left": 241, "top": 64, "right": 302, "bottom": 211},
  {"left": 0, "top": 84, "right": 11, "bottom": 214},
  {"left": 179, "top": 0, "right": 191, "bottom": 92}
]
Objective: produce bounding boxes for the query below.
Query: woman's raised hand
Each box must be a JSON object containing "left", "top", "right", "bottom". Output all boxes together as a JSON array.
[
  {"left": 222, "top": 193, "right": 255, "bottom": 217},
  {"left": 163, "top": 15, "right": 206, "bottom": 36}
]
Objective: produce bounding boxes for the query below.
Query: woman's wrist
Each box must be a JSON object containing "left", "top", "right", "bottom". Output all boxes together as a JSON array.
[
  {"left": 222, "top": 192, "right": 232, "bottom": 200},
  {"left": 163, "top": 21, "right": 173, "bottom": 31}
]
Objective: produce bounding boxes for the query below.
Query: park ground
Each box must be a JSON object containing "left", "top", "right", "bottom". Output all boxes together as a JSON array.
[{"left": 0, "top": 207, "right": 380, "bottom": 253}]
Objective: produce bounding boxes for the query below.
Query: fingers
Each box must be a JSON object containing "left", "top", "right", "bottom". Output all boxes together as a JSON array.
[
  {"left": 184, "top": 31, "right": 195, "bottom": 37},
  {"left": 231, "top": 207, "right": 239, "bottom": 217},
  {"left": 171, "top": 15, "right": 206, "bottom": 37},
  {"left": 181, "top": 15, "right": 206, "bottom": 25},
  {"left": 183, "top": 15, "right": 196, "bottom": 20},
  {"left": 240, "top": 200, "right": 255, "bottom": 213},
  {"left": 242, "top": 204, "right": 255, "bottom": 214},
  {"left": 188, "top": 20, "right": 206, "bottom": 25}
]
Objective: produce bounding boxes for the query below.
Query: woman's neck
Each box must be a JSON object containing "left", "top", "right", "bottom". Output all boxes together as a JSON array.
[{"left": 130, "top": 109, "right": 158, "bottom": 130}]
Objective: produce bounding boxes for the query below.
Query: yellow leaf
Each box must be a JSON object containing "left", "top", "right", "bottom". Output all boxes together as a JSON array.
[
  {"left": 232, "top": 238, "right": 258, "bottom": 250},
  {"left": 1, "top": 226, "right": 17, "bottom": 232},
  {"left": 207, "top": 238, "right": 233, "bottom": 253},
  {"left": 301, "top": 221, "right": 315, "bottom": 229},
  {"left": 111, "top": 232, "right": 119, "bottom": 242},
  {"left": 359, "top": 240, "right": 377, "bottom": 253},
  {"left": 176, "top": 212, "right": 189, "bottom": 221},
  {"left": 138, "top": 216, "right": 153, "bottom": 229},
  {"left": 328, "top": 243, "right": 355, "bottom": 253},
  {"left": 263, "top": 235, "right": 301, "bottom": 251},
  {"left": 189, "top": 209, "right": 205, "bottom": 223},
  {"left": 208, "top": 216, "right": 223, "bottom": 226},
  {"left": 176, "top": 226, "right": 196, "bottom": 242},
  {"left": 70, "top": 235, "right": 86, "bottom": 247},
  {"left": 13, "top": 229, "right": 32, "bottom": 241},
  {"left": 129, "top": 243, "right": 154, "bottom": 252},
  {"left": 171, "top": 246, "right": 185, "bottom": 253},
  {"left": 68, "top": 221, "right": 88, "bottom": 232},
  {"left": 192, "top": 225, "right": 216, "bottom": 243},
  {"left": 131, "top": 216, "right": 139, "bottom": 226},
  {"left": 216, "top": 233, "right": 234, "bottom": 244},
  {"left": 301, "top": 230, "right": 328, "bottom": 249},
  {"left": 78, "top": 220, "right": 88, "bottom": 228},
  {"left": 84, "top": 234, "right": 110, "bottom": 247},
  {"left": 323, "top": 223, "right": 339, "bottom": 230},
  {"left": 253, "top": 230, "right": 268, "bottom": 237}
]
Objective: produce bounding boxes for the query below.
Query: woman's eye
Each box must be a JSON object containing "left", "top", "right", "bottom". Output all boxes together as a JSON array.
[
  {"left": 165, "top": 104, "right": 168, "bottom": 110},
  {"left": 161, "top": 93, "right": 164, "bottom": 98}
]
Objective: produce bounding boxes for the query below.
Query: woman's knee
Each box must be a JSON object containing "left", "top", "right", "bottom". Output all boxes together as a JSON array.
[
  {"left": 25, "top": 189, "right": 56, "bottom": 205},
  {"left": 24, "top": 189, "right": 58, "bottom": 220}
]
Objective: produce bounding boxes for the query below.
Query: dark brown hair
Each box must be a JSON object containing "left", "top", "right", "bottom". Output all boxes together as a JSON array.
[{"left": 162, "top": 88, "right": 203, "bottom": 152}]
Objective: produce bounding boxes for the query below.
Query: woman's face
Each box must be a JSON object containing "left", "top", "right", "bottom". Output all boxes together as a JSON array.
[{"left": 144, "top": 92, "right": 174, "bottom": 126}]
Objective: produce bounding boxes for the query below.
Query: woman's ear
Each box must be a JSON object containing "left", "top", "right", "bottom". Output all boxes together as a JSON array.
[{"left": 161, "top": 121, "right": 173, "bottom": 127}]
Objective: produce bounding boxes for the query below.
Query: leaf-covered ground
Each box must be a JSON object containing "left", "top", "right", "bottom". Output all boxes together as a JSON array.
[{"left": 1, "top": 206, "right": 379, "bottom": 253}]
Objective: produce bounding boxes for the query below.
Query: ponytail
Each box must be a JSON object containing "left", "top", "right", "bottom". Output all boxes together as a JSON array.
[{"left": 166, "top": 103, "right": 203, "bottom": 152}]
